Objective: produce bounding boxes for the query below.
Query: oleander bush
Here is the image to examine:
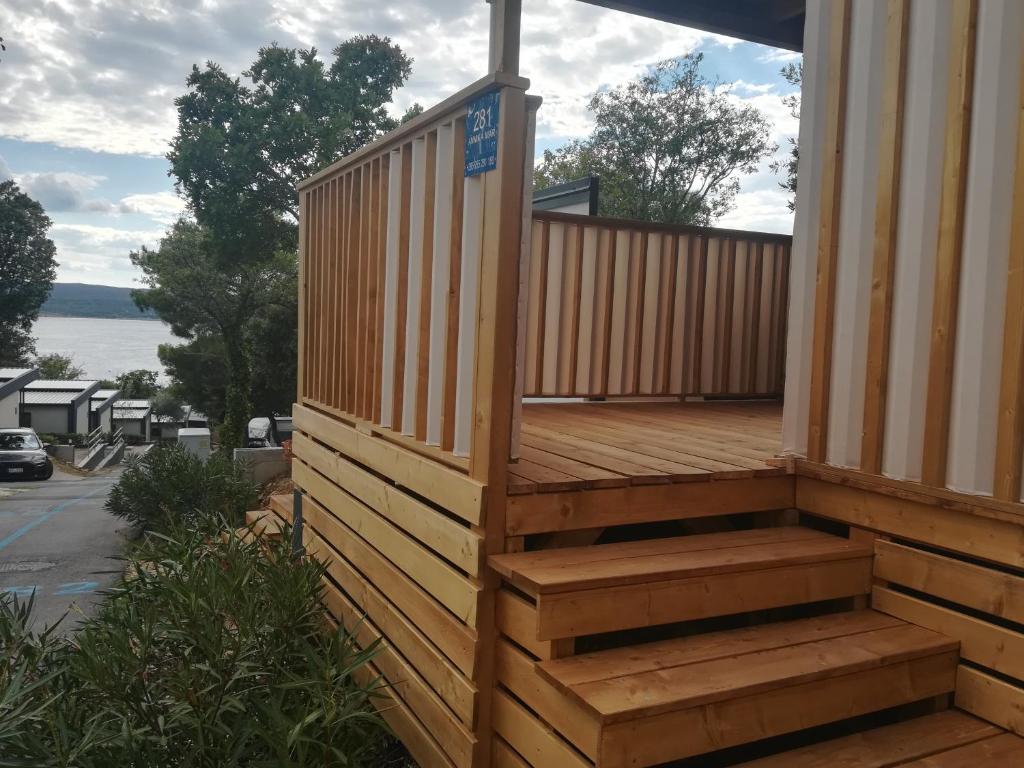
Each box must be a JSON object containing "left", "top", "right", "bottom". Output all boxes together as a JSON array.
[
  {"left": 0, "top": 527, "right": 390, "bottom": 767},
  {"left": 106, "top": 443, "right": 259, "bottom": 531}
]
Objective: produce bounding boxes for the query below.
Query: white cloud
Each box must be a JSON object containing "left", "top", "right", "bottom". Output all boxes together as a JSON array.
[
  {"left": 48, "top": 222, "right": 164, "bottom": 286},
  {"left": 14, "top": 171, "right": 114, "bottom": 212},
  {"left": 118, "top": 191, "right": 186, "bottom": 224}
]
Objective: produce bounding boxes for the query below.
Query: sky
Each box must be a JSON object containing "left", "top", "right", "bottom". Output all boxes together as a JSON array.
[{"left": 0, "top": 0, "right": 801, "bottom": 288}]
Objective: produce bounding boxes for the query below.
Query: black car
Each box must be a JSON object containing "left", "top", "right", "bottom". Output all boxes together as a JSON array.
[{"left": 0, "top": 428, "right": 54, "bottom": 480}]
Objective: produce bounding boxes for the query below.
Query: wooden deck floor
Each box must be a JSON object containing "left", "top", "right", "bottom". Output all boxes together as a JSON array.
[{"left": 508, "top": 401, "right": 784, "bottom": 495}]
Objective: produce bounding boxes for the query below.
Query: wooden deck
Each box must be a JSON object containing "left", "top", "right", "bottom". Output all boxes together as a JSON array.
[{"left": 508, "top": 400, "right": 784, "bottom": 495}]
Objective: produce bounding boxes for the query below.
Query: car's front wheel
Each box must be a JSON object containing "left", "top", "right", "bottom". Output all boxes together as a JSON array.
[{"left": 37, "top": 464, "right": 53, "bottom": 480}]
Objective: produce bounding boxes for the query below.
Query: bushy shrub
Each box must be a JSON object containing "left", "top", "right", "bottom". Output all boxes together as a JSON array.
[
  {"left": 106, "top": 443, "right": 259, "bottom": 531},
  {"left": 0, "top": 527, "right": 389, "bottom": 767}
]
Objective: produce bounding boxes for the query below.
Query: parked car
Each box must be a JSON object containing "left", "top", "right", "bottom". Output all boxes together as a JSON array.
[
  {"left": 0, "top": 428, "right": 54, "bottom": 480},
  {"left": 246, "top": 416, "right": 293, "bottom": 448}
]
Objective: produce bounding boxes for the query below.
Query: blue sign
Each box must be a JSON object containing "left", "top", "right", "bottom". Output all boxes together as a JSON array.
[{"left": 464, "top": 91, "right": 500, "bottom": 177}]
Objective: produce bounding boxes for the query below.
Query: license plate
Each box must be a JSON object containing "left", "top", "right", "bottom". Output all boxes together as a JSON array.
[{"left": 6, "top": 468, "right": 23, "bottom": 474}]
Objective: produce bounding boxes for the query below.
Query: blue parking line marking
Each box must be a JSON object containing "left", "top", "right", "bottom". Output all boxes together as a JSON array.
[
  {"left": 54, "top": 581, "right": 99, "bottom": 595},
  {"left": 0, "top": 485, "right": 107, "bottom": 553},
  {"left": 1, "top": 586, "right": 37, "bottom": 597}
]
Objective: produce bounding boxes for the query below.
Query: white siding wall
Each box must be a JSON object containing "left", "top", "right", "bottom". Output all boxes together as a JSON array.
[
  {"left": 785, "top": 0, "right": 1024, "bottom": 499},
  {"left": 946, "top": 0, "right": 1024, "bottom": 495},
  {"left": 825, "top": 0, "right": 887, "bottom": 468},
  {"left": 781, "top": 0, "right": 831, "bottom": 456},
  {"left": 882, "top": 0, "right": 952, "bottom": 482}
]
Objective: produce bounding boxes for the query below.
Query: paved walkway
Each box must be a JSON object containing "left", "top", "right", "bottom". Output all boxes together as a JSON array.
[{"left": 0, "top": 465, "right": 127, "bottom": 629}]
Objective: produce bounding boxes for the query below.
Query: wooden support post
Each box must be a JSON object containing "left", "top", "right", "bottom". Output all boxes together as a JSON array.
[
  {"left": 993, "top": 34, "right": 1024, "bottom": 501},
  {"left": 487, "top": 0, "right": 521, "bottom": 75},
  {"left": 471, "top": 83, "right": 528, "bottom": 768},
  {"left": 806, "top": 0, "right": 852, "bottom": 462},
  {"left": 921, "top": 0, "right": 978, "bottom": 487},
  {"left": 861, "top": 0, "right": 910, "bottom": 475}
]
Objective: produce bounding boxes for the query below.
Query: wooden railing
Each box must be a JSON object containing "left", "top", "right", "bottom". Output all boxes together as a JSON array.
[
  {"left": 297, "top": 73, "right": 533, "bottom": 463},
  {"left": 521, "top": 211, "right": 791, "bottom": 398}
]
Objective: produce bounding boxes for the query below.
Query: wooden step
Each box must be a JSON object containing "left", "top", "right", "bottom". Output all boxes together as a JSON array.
[
  {"left": 737, "top": 710, "right": 1015, "bottom": 767},
  {"left": 244, "top": 509, "right": 284, "bottom": 540},
  {"left": 489, "top": 526, "right": 872, "bottom": 638},
  {"left": 532, "top": 610, "right": 958, "bottom": 767},
  {"left": 269, "top": 493, "right": 294, "bottom": 523}
]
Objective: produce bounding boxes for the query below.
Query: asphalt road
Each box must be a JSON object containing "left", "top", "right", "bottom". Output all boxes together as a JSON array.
[{"left": 0, "top": 465, "right": 127, "bottom": 630}]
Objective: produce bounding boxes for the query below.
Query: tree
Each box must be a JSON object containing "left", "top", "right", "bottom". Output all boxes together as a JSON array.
[
  {"left": 0, "top": 181, "right": 58, "bottom": 366},
  {"left": 36, "top": 353, "right": 84, "bottom": 380},
  {"left": 158, "top": 336, "right": 227, "bottom": 424},
  {"left": 132, "top": 221, "right": 294, "bottom": 449},
  {"left": 150, "top": 37, "right": 413, "bottom": 449},
  {"left": 770, "top": 62, "right": 801, "bottom": 213},
  {"left": 150, "top": 389, "right": 185, "bottom": 420},
  {"left": 534, "top": 54, "right": 776, "bottom": 226},
  {"left": 114, "top": 369, "right": 160, "bottom": 399},
  {"left": 168, "top": 37, "right": 412, "bottom": 260}
]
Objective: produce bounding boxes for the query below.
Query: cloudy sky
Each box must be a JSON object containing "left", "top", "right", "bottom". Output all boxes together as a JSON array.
[{"left": 0, "top": 0, "right": 800, "bottom": 287}]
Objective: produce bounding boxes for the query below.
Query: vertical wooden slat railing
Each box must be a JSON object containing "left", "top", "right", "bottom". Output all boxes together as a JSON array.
[
  {"left": 522, "top": 210, "right": 791, "bottom": 399},
  {"left": 298, "top": 74, "right": 530, "bottom": 463},
  {"left": 293, "top": 72, "right": 531, "bottom": 768}
]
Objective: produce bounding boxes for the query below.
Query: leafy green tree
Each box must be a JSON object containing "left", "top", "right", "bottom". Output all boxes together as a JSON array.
[
  {"left": 770, "top": 62, "right": 802, "bottom": 212},
  {"left": 149, "top": 38, "right": 412, "bottom": 448},
  {"left": 114, "top": 369, "right": 159, "bottom": 399},
  {"left": 150, "top": 389, "right": 185, "bottom": 421},
  {"left": 158, "top": 336, "right": 227, "bottom": 426},
  {"left": 534, "top": 54, "right": 776, "bottom": 226},
  {"left": 0, "top": 181, "right": 57, "bottom": 366},
  {"left": 168, "top": 37, "right": 412, "bottom": 256},
  {"left": 35, "top": 353, "right": 84, "bottom": 380},
  {"left": 132, "top": 222, "right": 294, "bottom": 449}
]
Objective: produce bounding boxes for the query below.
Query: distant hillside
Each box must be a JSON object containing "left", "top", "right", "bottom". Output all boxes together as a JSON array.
[{"left": 40, "top": 283, "right": 158, "bottom": 320}]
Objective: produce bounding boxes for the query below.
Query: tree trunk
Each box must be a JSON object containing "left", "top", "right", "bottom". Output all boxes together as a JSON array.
[{"left": 221, "top": 332, "right": 251, "bottom": 452}]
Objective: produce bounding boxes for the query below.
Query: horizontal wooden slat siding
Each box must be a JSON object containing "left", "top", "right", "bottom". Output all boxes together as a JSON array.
[
  {"left": 318, "top": 571, "right": 476, "bottom": 768},
  {"left": 294, "top": 403, "right": 484, "bottom": 524},
  {"left": 292, "top": 432, "right": 482, "bottom": 575},
  {"left": 867, "top": 535, "right": 1024, "bottom": 738},
  {"left": 522, "top": 211, "right": 792, "bottom": 399}
]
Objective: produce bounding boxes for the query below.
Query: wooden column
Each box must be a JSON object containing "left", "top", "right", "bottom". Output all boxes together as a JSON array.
[
  {"left": 993, "top": 39, "right": 1024, "bottom": 501},
  {"left": 488, "top": 0, "right": 521, "bottom": 75},
  {"left": 806, "top": 0, "right": 852, "bottom": 462},
  {"left": 861, "top": 0, "right": 910, "bottom": 474},
  {"left": 921, "top": 0, "right": 978, "bottom": 487},
  {"left": 470, "top": 83, "right": 528, "bottom": 768}
]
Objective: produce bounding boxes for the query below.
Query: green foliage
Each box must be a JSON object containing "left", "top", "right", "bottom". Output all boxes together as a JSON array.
[
  {"left": 106, "top": 443, "right": 259, "bottom": 532},
  {"left": 0, "top": 180, "right": 57, "bottom": 366},
  {"left": 770, "top": 62, "right": 802, "bottom": 213},
  {"left": 158, "top": 336, "right": 227, "bottom": 425},
  {"left": 534, "top": 54, "right": 777, "bottom": 226},
  {"left": 150, "top": 389, "right": 184, "bottom": 420},
  {"left": 144, "top": 38, "right": 410, "bottom": 450},
  {"left": 167, "top": 36, "right": 411, "bottom": 265},
  {"left": 34, "top": 353, "right": 84, "bottom": 380},
  {"left": 114, "top": 369, "right": 160, "bottom": 399},
  {"left": 131, "top": 222, "right": 295, "bottom": 449},
  {"left": 0, "top": 529, "right": 389, "bottom": 766}
]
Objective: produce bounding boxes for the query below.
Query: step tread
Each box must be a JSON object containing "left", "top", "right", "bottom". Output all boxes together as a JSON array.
[
  {"left": 538, "top": 611, "right": 958, "bottom": 724},
  {"left": 269, "top": 493, "right": 294, "bottom": 522},
  {"left": 490, "top": 527, "right": 870, "bottom": 595},
  {"left": 737, "top": 711, "right": 1009, "bottom": 767}
]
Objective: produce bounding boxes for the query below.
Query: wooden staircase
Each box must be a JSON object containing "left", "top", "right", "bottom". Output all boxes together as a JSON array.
[{"left": 489, "top": 524, "right": 965, "bottom": 767}]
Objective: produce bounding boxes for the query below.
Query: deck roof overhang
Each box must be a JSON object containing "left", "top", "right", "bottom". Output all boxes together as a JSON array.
[{"left": 577, "top": 0, "right": 805, "bottom": 52}]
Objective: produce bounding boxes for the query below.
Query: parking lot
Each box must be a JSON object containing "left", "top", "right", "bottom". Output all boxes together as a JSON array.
[{"left": 0, "top": 465, "right": 126, "bottom": 629}]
